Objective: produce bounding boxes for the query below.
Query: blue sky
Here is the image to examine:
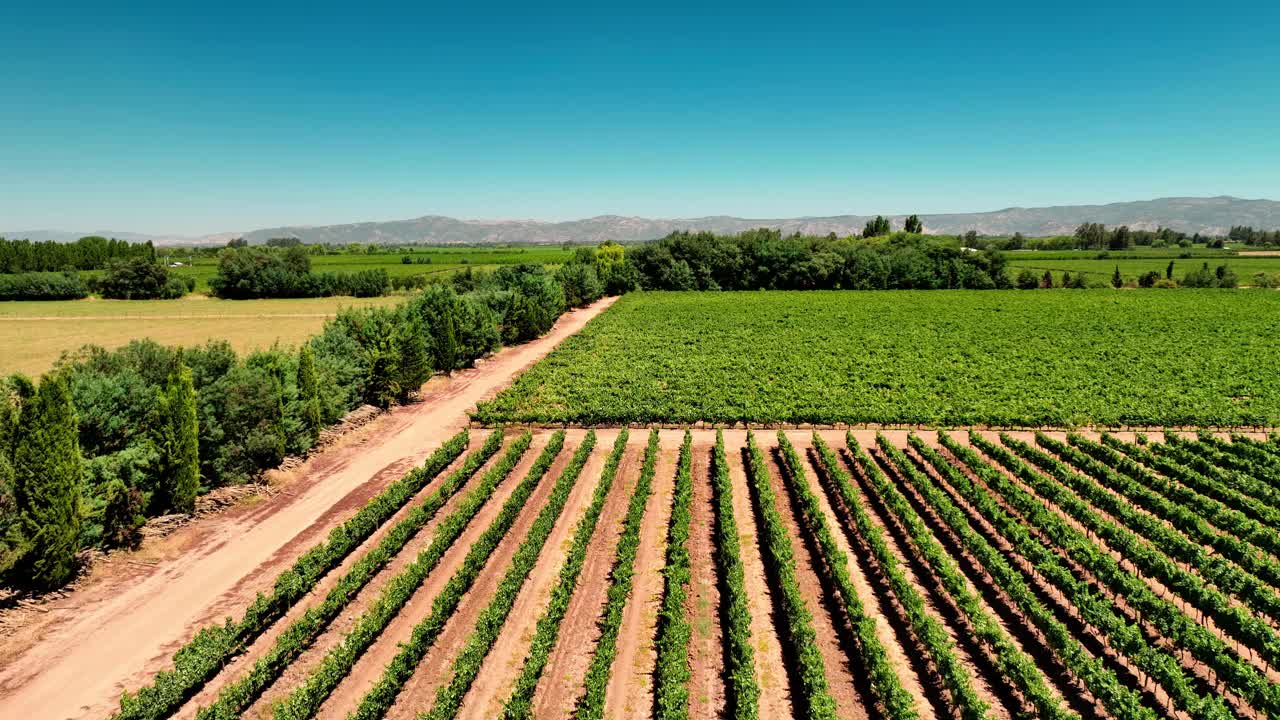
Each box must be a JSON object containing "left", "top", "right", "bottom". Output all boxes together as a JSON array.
[{"left": 2, "top": 1, "right": 1277, "bottom": 235}]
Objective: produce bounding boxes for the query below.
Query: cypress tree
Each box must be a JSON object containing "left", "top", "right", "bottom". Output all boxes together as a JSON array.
[
  {"left": 435, "top": 302, "right": 458, "bottom": 374},
  {"left": 11, "top": 373, "right": 83, "bottom": 590},
  {"left": 297, "top": 344, "right": 323, "bottom": 446},
  {"left": 1112, "top": 265, "right": 1123, "bottom": 288},
  {"left": 395, "top": 317, "right": 432, "bottom": 399},
  {"left": 165, "top": 361, "right": 200, "bottom": 513}
]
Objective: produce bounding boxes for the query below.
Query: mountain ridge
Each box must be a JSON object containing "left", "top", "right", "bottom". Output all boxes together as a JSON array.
[{"left": 6, "top": 196, "right": 1277, "bottom": 246}]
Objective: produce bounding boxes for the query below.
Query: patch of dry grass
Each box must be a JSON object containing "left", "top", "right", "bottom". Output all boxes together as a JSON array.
[{"left": 0, "top": 295, "right": 405, "bottom": 376}]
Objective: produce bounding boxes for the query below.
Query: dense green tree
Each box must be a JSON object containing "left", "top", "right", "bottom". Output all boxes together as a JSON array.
[
  {"left": 296, "top": 345, "right": 323, "bottom": 445},
  {"left": 904, "top": 214, "right": 923, "bottom": 233},
  {"left": 1108, "top": 225, "right": 1131, "bottom": 250},
  {"left": 97, "top": 257, "right": 188, "bottom": 299},
  {"left": 100, "top": 478, "right": 145, "bottom": 548},
  {"left": 1112, "top": 266, "right": 1123, "bottom": 288},
  {"left": 393, "top": 316, "right": 432, "bottom": 399},
  {"left": 862, "top": 215, "right": 891, "bottom": 237},
  {"left": 10, "top": 374, "right": 83, "bottom": 589},
  {"left": 1040, "top": 270, "right": 1054, "bottom": 289},
  {"left": 1166, "top": 260, "right": 1175, "bottom": 280},
  {"left": 1015, "top": 268, "right": 1039, "bottom": 289}
]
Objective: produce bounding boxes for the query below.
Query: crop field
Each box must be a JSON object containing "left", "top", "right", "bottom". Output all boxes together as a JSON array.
[
  {"left": 111, "top": 426, "right": 1280, "bottom": 720},
  {"left": 475, "top": 290, "right": 1280, "bottom": 428},
  {"left": 1004, "top": 255, "right": 1280, "bottom": 284},
  {"left": 146, "top": 246, "right": 574, "bottom": 291},
  {"left": 0, "top": 295, "right": 403, "bottom": 376}
]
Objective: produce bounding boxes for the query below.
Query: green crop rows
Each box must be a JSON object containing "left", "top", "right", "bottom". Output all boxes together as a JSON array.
[{"left": 475, "top": 290, "right": 1280, "bottom": 427}]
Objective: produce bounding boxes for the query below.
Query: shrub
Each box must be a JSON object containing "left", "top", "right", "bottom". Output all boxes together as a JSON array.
[{"left": 0, "top": 271, "right": 89, "bottom": 300}]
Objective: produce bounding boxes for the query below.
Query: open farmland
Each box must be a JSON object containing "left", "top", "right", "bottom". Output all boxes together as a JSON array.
[
  {"left": 1003, "top": 253, "right": 1280, "bottom": 284},
  {"left": 88, "top": 426, "right": 1280, "bottom": 720},
  {"left": 475, "top": 290, "right": 1280, "bottom": 428},
  {"left": 0, "top": 295, "right": 404, "bottom": 376}
]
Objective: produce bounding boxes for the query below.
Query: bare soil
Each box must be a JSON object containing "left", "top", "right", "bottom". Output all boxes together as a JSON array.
[
  {"left": 531, "top": 437, "right": 642, "bottom": 718},
  {"left": 456, "top": 429, "right": 619, "bottom": 719},
  {"left": 0, "top": 298, "right": 615, "bottom": 720},
  {"left": 685, "top": 443, "right": 726, "bottom": 719}
]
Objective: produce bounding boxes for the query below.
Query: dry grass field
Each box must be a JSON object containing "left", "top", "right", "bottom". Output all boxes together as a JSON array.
[{"left": 0, "top": 295, "right": 405, "bottom": 376}]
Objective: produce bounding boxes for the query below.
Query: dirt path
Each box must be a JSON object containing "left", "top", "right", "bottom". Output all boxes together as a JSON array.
[
  {"left": 686, "top": 443, "right": 726, "bottom": 719},
  {"left": 602, "top": 430, "right": 678, "bottom": 720},
  {"left": 0, "top": 298, "right": 615, "bottom": 720},
  {"left": 720, "top": 430, "right": 792, "bottom": 719},
  {"left": 457, "top": 430, "right": 618, "bottom": 719},
  {"left": 532, "top": 438, "right": 642, "bottom": 718}
]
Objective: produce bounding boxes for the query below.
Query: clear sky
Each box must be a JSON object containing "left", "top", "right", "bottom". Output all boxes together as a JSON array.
[{"left": 2, "top": 1, "right": 1278, "bottom": 235}]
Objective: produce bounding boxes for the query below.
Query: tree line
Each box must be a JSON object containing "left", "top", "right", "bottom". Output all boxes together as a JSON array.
[
  {"left": 0, "top": 253, "right": 612, "bottom": 591},
  {"left": 0, "top": 236, "right": 156, "bottom": 273}
]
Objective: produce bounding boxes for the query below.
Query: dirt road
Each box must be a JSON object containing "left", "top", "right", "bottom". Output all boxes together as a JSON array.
[{"left": 0, "top": 297, "right": 615, "bottom": 720}]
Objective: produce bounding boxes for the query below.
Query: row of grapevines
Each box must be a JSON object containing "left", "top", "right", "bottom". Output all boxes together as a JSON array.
[
  {"left": 907, "top": 436, "right": 1160, "bottom": 720},
  {"left": 573, "top": 428, "right": 661, "bottom": 720},
  {"left": 342, "top": 431, "right": 565, "bottom": 720},
  {"left": 501, "top": 429, "right": 630, "bottom": 720},
  {"left": 782, "top": 433, "right": 946, "bottom": 720},
  {"left": 1194, "top": 433, "right": 1280, "bottom": 490},
  {"left": 271, "top": 430, "right": 537, "bottom": 720},
  {"left": 1002, "top": 434, "right": 1280, "bottom": 676},
  {"left": 1040, "top": 433, "right": 1280, "bottom": 621},
  {"left": 956, "top": 433, "right": 1245, "bottom": 719},
  {"left": 1106, "top": 435, "right": 1280, "bottom": 543},
  {"left": 1167, "top": 434, "right": 1280, "bottom": 506},
  {"left": 195, "top": 431, "right": 502, "bottom": 719},
  {"left": 1064, "top": 433, "right": 1280, "bottom": 577},
  {"left": 422, "top": 431, "right": 598, "bottom": 720},
  {"left": 112, "top": 430, "right": 472, "bottom": 720},
  {"left": 653, "top": 431, "right": 694, "bottom": 720},
  {"left": 867, "top": 436, "right": 1076, "bottom": 720},
  {"left": 709, "top": 430, "right": 758, "bottom": 720},
  {"left": 742, "top": 432, "right": 837, "bottom": 720}
]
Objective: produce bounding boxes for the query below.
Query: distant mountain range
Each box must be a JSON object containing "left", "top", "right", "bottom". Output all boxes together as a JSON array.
[{"left": 7, "top": 196, "right": 1278, "bottom": 246}]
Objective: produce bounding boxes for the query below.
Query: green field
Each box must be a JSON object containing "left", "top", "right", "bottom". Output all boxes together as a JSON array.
[
  {"left": 475, "top": 290, "right": 1280, "bottom": 427},
  {"left": 145, "top": 245, "right": 574, "bottom": 291},
  {"left": 0, "top": 295, "right": 404, "bottom": 377},
  {"left": 1004, "top": 250, "right": 1280, "bottom": 284}
]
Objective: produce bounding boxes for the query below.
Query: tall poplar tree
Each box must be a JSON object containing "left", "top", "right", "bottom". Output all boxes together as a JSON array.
[
  {"left": 11, "top": 373, "right": 83, "bottom": 589},
  {"left": 297, "top": 344, "right": 323, "bottom": 446},
  {"left": 156, "top": 360, "right": 200, "bottom": 513}
]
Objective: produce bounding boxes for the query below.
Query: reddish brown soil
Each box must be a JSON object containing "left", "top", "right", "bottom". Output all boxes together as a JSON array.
[
  {"left": 378, "top": 438, "right": 579, "bottom": 720},
  {"left": 0, "top": 298, "right": 615, "bottom": 720},
  {"left": 686, "top": 443, "right": 727, "bottom": 719},
  {"left": 530, "top": 437, "right": 642, "bottom": 718},
  {"left": 719, "top": 430, "right": 792, "bottom": 719},
  {"left": 456, "top": 429, "right": 618, "bottom": 719},
  {"left": 602, "top": 429, "right": 680, "bottom": 720},
  {"left": 753, "top": 433, "right": 869, "bottom": 720}
]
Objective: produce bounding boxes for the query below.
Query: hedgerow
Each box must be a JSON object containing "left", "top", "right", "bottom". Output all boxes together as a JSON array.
[
  {"left": 272, "top": 430, "right": 539, "bottom": 720},
  {"left": 112, "top": 429, "right": 473, "bottom": 720},
  {"left": 710, "top": 430, "right": 758, "bottom": 720},
  {"left": 652, "top": 431, "right": 693, "bottom": 720},
  {"left": 422, "top": 431, "right": 597, "bottom": 720},
  {"left": 774, "top": 433, "right": 924, "bottom": 720},
  {"left": 742, "top": 432, "right": 837, "bottom": 720},
  {"left": 501, "top": 429, "right": 629, "bottom": 720},
  {"left": 573, "top": 428, "right": 660, "bottom": 720}
]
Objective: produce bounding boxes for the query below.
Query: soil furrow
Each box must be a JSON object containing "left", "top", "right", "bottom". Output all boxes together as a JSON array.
[{"left": 686, "top": 442, "right": 727, "bottom": 719}]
